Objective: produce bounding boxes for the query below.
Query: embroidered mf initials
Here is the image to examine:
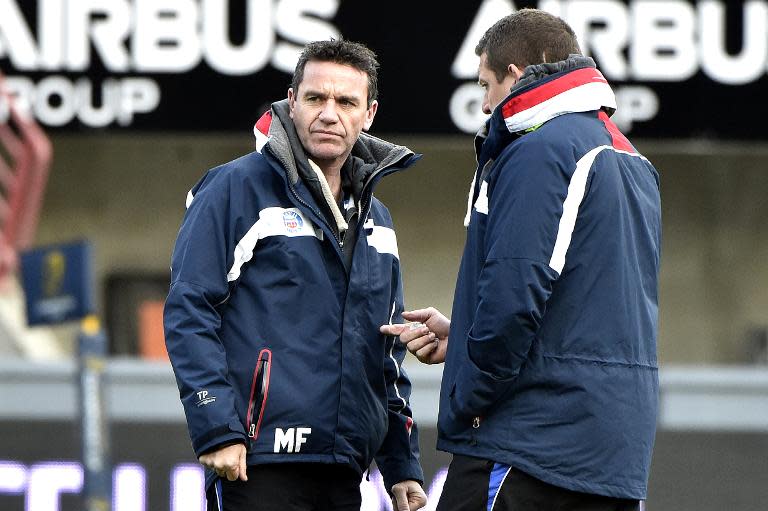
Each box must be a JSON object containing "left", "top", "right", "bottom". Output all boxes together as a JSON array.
[{"left": 273, "top": 428, "right": 312, "bottom": 453}]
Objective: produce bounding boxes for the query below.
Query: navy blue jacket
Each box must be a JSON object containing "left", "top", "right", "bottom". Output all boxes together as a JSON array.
[
  {"left": 437, "top": 57, "right": 661, "bottom": 499},
  {"left": 164, "top": 100, "right": 423, "bottom": 492}
]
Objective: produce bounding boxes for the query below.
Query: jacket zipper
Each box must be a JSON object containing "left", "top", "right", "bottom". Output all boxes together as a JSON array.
[
  {"left": 286, "top": 181, "right": 344, "bottom": 248},
  {"left": 470, "top": 415, "right": 481, "bottom": 446},
  {"left": 358, "top": 167, "right": 391, "bottom": 224},
  {"left": 246, "top": 349, "right": 272, "bottom": 444},
  {"left": 265, "top": 145, "right": 344, "bottom": 248},
  {"left": 278, "top": 150, "right": 413, "bottom": 249}
]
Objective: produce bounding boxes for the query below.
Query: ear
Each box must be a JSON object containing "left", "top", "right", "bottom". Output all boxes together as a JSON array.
[
  {"left": 507, "top": 64, "right": 524, "bottom": 80},
  {"left": 363, "top": 100, "right": 378, "bottom": 131},
  {"left": 287, "top": 88, "right": 296, "bottom": 118}
]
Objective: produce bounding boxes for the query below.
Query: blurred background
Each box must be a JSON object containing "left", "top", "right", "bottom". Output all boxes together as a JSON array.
[{"left": 1, "top": 1, "right": 766, "bottom": 510}]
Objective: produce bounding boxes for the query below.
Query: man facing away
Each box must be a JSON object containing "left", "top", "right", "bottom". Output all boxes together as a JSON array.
[
  {"left": 383, "top": 8, "right": 661, "bottom": 511},
  {"left": 164, "top": 38, "right": 427, "bottom": 511}
]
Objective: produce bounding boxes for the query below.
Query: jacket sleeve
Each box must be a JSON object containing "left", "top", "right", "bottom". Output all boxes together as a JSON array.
[
  {"left": 374, "top": 246, "right": 424, "bottom": 492},
  {"left": 163, "top": 172, "right": 247, "bottom": 456},
  {"left": 452, "top": 139, "right": 566, "bottom": 419}
]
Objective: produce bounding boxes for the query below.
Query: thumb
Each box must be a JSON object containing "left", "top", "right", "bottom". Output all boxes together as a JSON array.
[
  {"left": 401, "top": 309, "right": 431, "bottom": 322},
  {"left": 239, "top": 446, "right": 248, "bottom": 481},
  {"left": 380, "top": 323, "right": 406, "bottom": 335}
]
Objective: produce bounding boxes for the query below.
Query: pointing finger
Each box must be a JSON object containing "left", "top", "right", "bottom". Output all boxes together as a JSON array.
[{"left": 380, "top": 323, "right": 407, "bottom": 336}]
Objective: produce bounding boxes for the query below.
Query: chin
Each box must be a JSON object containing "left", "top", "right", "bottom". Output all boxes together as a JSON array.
[{"left": 309, "top": 145, "right": 344, "bottom": 162}]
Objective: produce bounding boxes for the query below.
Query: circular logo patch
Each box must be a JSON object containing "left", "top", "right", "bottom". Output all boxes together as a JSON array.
[{"left": 283, "top": 210, "right": 303, "bottom": 233}]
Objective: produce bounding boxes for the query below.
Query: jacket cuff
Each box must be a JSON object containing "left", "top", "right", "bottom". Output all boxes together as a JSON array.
[
  {"left": 379, "top": 459, "right": 424, "bottom": 495},
  {"left": 192, "top": 421, "right": 247, "bottom": 457}
]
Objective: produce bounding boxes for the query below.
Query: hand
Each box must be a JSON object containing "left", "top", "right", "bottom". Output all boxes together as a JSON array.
[
  {"left": 391, "top": 480, "right": 427, "bottom": 511},
  {"left": 380, "top": 307, "right": 450, "bottom": 364},
  {"left": 198, "top": 443, "right": 248, "bottom": 482}
]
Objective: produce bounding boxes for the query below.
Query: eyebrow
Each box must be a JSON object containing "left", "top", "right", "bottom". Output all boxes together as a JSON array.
[{"left": 301, "top": 88, "right": 362, "bottom": 104}]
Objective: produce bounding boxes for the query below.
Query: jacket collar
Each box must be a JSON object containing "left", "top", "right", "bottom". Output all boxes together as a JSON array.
[
  {"left": 252, "top": 100, "right": 420, "bottom": 251},
  {"left": 253, "top": 99, "right": 418, "bottom": 189},
  {"left": 496, "top": 55, "right": 616, "bottom": 134},
  {"left": 474, "top": 56, "right": 616, "bottom": 168}
]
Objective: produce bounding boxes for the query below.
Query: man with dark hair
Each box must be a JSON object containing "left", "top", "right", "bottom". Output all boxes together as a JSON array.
[
  {"left": 165, "top": 38, "right": 427, "bottom": 511},
  {"left": 383, "top": 8, "right": 661, "bottom": 511}
]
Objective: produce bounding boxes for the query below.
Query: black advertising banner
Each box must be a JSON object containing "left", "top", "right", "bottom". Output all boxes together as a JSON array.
[{"left": 0, "top": 0, "right": 766, "bottom": 139}]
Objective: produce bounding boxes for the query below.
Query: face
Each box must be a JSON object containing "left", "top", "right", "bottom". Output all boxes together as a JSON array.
[
  {"left": 478, "top": 52, "right": 521, "bottom": 115},
  {"left": 288, "top": 61, "right": 377, "bottom": 167}
]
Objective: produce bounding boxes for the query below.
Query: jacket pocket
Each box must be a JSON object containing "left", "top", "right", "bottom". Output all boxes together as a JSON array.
[{"left": 246, "top": 348, "right": 272, "bottom": 443}]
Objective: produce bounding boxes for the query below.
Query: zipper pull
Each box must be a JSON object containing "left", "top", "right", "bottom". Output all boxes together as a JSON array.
[
  {"left": 248, "top": 424, "right": 256, "bottom": 438},
  {"left": 472, "top": 417, "right": 481, "bottom": 429}
]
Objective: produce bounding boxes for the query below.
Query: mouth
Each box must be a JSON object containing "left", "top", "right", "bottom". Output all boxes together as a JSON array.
[{"left": 313, "top": 130, "right": 342, "bottom": 137}]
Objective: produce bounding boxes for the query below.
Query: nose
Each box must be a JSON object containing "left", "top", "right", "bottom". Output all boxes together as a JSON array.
[
  {"left": 481, "top": 92, "right": 492, "bottom": 115},
  {"left": 318, "top": 100, "right": 339, "bottom": 123}
]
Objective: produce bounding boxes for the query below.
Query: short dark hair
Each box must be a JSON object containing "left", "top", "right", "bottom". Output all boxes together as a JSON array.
[
  {"left": 291, "top": 39, "right": 379, "bottom": 107},
  {"left": 475, "top": 8, "right": 582, "bottom": 82}
]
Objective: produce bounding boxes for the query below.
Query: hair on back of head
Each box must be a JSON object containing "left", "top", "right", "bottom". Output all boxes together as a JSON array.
[{"left": 475, "top": 8, "right": 582, "bottom": 82}]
